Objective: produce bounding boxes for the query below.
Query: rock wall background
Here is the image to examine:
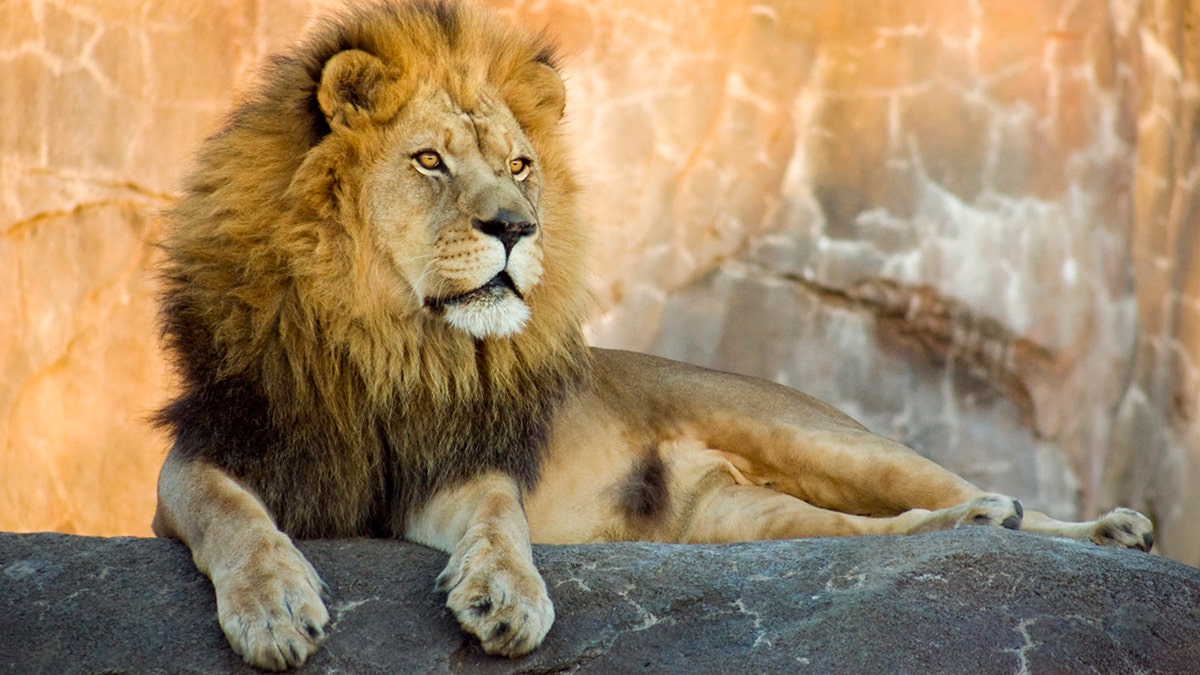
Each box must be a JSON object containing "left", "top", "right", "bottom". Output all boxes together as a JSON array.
[{"left": 2, "top": 0, "right": 1197, "bottom": 564}]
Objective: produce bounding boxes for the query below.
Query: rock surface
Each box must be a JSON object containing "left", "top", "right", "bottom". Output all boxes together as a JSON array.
[{"left": 2, "top": 530, "right": 1198, "bottom": 673}]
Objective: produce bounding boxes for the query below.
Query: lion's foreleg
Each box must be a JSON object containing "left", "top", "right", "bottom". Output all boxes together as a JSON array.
[
  {"left": 406, "top": 472, "right": 554, "bottom": 657},
  {"left": 153, "top": 449, "right": 329, "bottom": 671}
]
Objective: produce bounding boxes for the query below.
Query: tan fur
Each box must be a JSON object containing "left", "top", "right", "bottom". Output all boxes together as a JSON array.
[
  {"left": 154, "top": 1, "right": 1153, "bottom": 670},
  {"left": 526, "top": 349, "right": 1151, "bottom": 550}
]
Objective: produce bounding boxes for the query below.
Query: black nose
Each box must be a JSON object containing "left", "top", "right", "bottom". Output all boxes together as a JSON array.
[{"left": 473, "top": 209, "right": 536, "bottom": 256}]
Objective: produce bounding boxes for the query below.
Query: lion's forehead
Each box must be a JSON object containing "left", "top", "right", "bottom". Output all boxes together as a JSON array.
[
  {"left": 401, "top": 88, "right": 529, "bottom": 165},
  {"left": 437, "top": 118, "right": 504, "bottom": 158}
]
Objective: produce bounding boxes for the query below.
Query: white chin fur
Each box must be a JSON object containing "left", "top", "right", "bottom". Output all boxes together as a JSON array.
[{"left": 443, "top": 294, "right": 531, "bottom": 339}]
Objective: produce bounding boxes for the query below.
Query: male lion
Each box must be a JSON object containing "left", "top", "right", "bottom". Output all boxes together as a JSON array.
[{"left": 152, "top": 0, "right": 1154, "bottom": 669}]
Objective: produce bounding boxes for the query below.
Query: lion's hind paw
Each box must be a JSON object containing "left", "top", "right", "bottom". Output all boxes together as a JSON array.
[
  {"left": 1091, "top": 507, "right": 1154, "bottom": 552},
  {"left": 954, "top": 493, "right": 1024, "bottom": 531}
]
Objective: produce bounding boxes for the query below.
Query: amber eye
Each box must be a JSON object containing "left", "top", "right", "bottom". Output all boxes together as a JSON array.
[
  {"left": 509, "top": 157, "right": 531, "bottom": 177},
  {"left": 413, "top": 150, "right": 444, "bottom": 171}
]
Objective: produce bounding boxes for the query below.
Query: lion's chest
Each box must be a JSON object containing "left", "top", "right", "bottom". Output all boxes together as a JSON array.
[{"left": 260, "top": 394, "right": 554, "bottom": 539}]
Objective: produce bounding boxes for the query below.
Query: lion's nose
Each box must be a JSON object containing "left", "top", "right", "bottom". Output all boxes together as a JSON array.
[{"left": 473, "top": 209, "right": 537, "bottom": 257}]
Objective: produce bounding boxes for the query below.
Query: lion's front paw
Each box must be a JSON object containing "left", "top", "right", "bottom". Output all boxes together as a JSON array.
[
  {"left": 1091, "top": 507, "right": 1154, "bottom": 551},
  {"left": 437, "top": 538, "right": 554, "bottom": 657},
  {"left": 954, "top": 493, "right": 1024, "bottom": 530},
  {"left": 212, "top": 533, "right": 329, "bottom": 671}
]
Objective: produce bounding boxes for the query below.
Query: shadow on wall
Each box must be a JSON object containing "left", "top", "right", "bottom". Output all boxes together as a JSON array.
[{"left": 2, "top": 0, "right": 1197, "bottom": 564}]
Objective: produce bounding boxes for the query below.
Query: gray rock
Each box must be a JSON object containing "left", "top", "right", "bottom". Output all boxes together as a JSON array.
[{"left": 2, "top": 529, "right": 1198, "bottom": 673}]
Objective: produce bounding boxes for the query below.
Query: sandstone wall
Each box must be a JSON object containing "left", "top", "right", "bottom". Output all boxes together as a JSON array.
[{"left": 3, "top": 1, "right": 1198, "bottom": 564}]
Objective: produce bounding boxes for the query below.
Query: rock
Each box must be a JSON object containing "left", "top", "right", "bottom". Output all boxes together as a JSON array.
[
  {"left": 4, "top": 0, "right": 1200, "bottom": 565},
  {"left": 2, "top": 529, "right": 1198, "bottom": 673}
]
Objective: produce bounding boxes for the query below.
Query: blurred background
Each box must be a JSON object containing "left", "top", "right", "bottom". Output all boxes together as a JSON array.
[{"left": 2, "top": 0, "right": 1198, "bottom": 565}]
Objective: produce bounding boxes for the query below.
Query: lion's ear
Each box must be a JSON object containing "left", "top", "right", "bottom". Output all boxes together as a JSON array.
[
  {"left": 504, "top": 62, "right": 567, "bottom": 132},
  {"left": 317, "top": 49, "right": 403, "bottom": 130}
]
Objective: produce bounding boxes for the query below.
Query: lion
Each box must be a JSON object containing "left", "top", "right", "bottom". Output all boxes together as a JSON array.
[{"left": 151, "top": 0, "right": 1155, "bottom": 669}]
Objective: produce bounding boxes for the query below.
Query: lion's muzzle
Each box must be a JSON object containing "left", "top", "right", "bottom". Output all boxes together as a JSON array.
[
  {"left": 473, "top": 208, "right": 537, "bottom": 258},
  {"left": 419, "top": 202, "right": 542, "bottom": 339}
]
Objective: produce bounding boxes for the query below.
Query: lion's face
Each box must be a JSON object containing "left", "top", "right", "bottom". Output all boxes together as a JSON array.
[
  {"left": 362, "top": 87, "right": 546, "bottom": 339},
  {"left": 296, "top": 45, "right": 570, "bottom": 342}
]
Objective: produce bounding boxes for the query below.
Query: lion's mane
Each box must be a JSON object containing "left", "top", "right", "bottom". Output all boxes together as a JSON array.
[{"left": 155, "top": 0, "right": 591, "bottom": 538}]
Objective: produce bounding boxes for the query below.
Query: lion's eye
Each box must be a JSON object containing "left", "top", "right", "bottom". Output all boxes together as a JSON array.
[
  {"left": 413, "top": 150, "right": 444, "bottom": 172},
  {"left": 509, "top": 157, "right": 531, "bottom": 179}
]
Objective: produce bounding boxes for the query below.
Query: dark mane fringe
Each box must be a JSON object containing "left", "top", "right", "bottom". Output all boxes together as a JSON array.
[{"left": 154, "top": 0, "right": 590, "bottom": 538}]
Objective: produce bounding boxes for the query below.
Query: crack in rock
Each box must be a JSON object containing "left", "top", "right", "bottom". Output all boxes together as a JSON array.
[
  {"left": 1001, "top": 617, "right": 1043, "bottom": 675},
  {"left": 732, "top": 598, "right": 772, "bottom": 649},
  {"left": 329, "top": 597, "right": 379, "bottom": 625}
]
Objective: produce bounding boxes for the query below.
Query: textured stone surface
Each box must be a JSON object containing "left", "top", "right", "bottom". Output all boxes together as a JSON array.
[
  {"left": 2, "top": 1, "right": 1199, "bottom": 564},
  {"left": 3, "top": 530, "right": 1200, "bottom": 673}
]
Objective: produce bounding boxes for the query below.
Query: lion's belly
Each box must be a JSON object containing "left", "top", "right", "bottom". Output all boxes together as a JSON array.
[
  {"left": 524, "top": 431, "right": 632, "bottom": 543},
  {"left": 525, "top": 394, "right": 743, "bottom": 545}
]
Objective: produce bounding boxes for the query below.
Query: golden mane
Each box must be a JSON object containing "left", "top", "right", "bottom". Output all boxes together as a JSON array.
[{"left": 155, "top": 0, "right": 591, "bottom": 538}]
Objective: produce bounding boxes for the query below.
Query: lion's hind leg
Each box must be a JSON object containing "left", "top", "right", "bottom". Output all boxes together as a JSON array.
[
  {"left": 154, "top": 450, "right": 329, "bottom": 670},
  {"left": 665, "top": 439, "right": 1153, "bottom": 550},
  {"left": 682, "top": 483, "right": 1026, "bottom": 543},
  {"left": 646, "top": 442, "right": 1025, "bottom": 543}
]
